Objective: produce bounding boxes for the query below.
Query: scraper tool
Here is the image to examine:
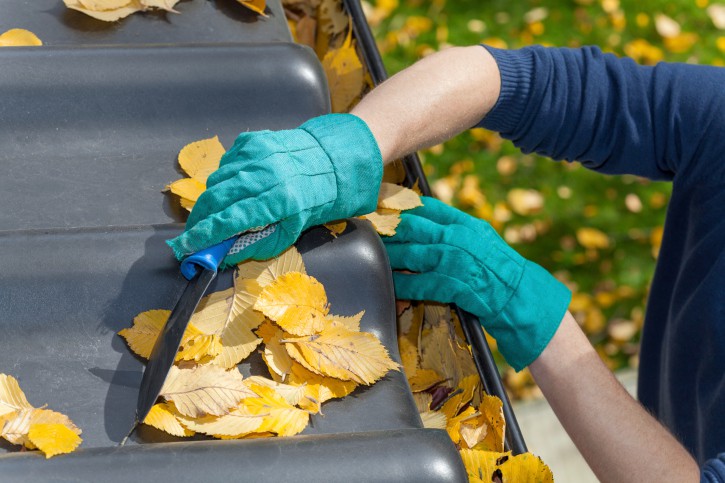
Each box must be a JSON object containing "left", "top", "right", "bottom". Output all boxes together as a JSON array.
[{"left": 121, "top": 225, "right": 276, "bottom": 445}]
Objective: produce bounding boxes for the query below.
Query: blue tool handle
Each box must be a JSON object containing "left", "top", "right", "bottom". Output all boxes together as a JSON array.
[
  {"left": 180, "top": 236, "right": 237, "bottom": 280},
  {"left": 179, "top": 224, "right": 278, "bottom": 280}
]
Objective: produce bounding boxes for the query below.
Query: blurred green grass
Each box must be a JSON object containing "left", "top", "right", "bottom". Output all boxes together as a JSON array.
[{"left": 367, "top": 0, "right": 725, "bottom": 391}]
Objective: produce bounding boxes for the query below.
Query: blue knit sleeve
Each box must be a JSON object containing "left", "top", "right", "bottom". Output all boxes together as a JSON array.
[
  {"left": 702, "top": 454, "right": 725, "bottom": 482},
  {"left": 478, "top": 45, "right": 725, "bottom": 184}
]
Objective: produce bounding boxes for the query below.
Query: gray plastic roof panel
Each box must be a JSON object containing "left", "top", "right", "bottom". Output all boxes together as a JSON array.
[
  {"left": 0, "top": 0, "right": 292, "bottom": 46},
  {"left": 0, "top": 43, "right": 330, "bottom": 231}
]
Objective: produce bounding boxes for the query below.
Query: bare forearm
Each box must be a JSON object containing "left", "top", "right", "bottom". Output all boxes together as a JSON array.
[
  {"left": 529, "top": 312, "right": 699, "bottom": 482},
  {"left": 351, "top": 46, "right": 500, "bottom": 164}
]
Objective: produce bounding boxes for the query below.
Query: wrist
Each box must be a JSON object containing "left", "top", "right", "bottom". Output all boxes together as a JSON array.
[
  {"left": 299, "top": 114, "right": 383, "bottom": 217},
  {"left": 490, "top": 260, "right": 572, "bottom": 371}
]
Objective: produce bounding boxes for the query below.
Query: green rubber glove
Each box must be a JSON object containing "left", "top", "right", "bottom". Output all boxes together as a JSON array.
[
  {"left": 383, "top": 197, "right": 571, "bottom": 371},
  {"left": 167, "top": 114, "right": 382, "bottom": 267}
]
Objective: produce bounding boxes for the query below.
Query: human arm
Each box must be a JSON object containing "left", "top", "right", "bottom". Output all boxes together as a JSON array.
[{"left": 529, "top": 311, "right": 700, "bottom": 482}]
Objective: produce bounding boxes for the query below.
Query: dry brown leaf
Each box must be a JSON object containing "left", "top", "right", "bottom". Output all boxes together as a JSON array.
[
  {"left": 0, "top": 29, "right": 42, "bottom": 47},
  {"left": 378, "top": 182, "right": 423, "bottom": 211},
  {"left": 282, "top": 326, "right": 399, "bottom": 385},
  {"left": 236, "top": 246, "right": 306, "bottom": 288},
  {"left": 160, "top": 366, "right": 254, "bottom": 418},
  {"left": 420, "top": 316, "right": 476, "bottom": 390},
  {"left": 254, "top": 272, "right": 329, "bottom": 336},
  {"left": 361, "top": 208, "right": 401, "bottom": 236}
]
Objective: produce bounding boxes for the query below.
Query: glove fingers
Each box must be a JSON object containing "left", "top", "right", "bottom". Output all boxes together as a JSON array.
[
  {"left": 387, "top": 212, "right": 447, "bottom": 245},
  {"left": 168, "top": 190, "right": 289, "bottom": 260}
]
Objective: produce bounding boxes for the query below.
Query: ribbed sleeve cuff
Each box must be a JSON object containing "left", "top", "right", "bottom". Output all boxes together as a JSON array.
[{"left": 477, "top": 46, "right": 536, "bottom": 135}]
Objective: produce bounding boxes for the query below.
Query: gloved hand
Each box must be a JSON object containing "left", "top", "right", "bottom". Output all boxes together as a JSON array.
[
  {"left": 383, "top": 197, "right": 571, "bottom": 371},
  {"left": 167, "top": 114, "right": 383, "bottom": 267}
]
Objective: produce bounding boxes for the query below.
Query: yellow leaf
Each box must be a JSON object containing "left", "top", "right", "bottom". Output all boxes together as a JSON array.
[
  {"left": 160, "top": 366, "right": 254, "bottom": 418},
  {"left": 409, "top": 369, "right": 446, "bottom": 393},
  {"left": 321, "top": 28, "right": 364, "bottom": 112},
  {"left": 496, "top": 452, "right": 554, "bottom": 483},
  {"left": 119, "top": 308, "right": 222, "bottom": 363},
  {"left": 243, "top": 376, "right": 306, "bottom": 407},
  {"left": 286, "top": 361, "right": 358, "bottom": 403},
  {"left": 446, "top": 406, "right": 476, "bottom": 445},
  {"left": 324, "top": 220, "right": 348, "bottom": 237},
  {"left": 325, "top": 311, "right": 364, "bottom": 332},
  {"left": 173, "top": 407, "right": 263, "bottom": 437},
  {"left": 472, "top": 395, "right": 505, "bottom": 452},
  {"left": 241, "top": 384, "right": 309, "bottom": 437},
  {"left": 143, "top": 403, "right": 194, "bottom": 437},
  {"left": 708, "top": 4, "right": 725, "bottom": 29},
  {"left": 378, "top": 182, "right": 423, "bottom": 211},
  {"left": 236, "top": 246, "right": 306, "bottom": 288},
  {"left": 28, "top": 424, "right": 82, "bottom": 458},
  {"left": 383, "top": 160, "right": 406, "bottom": 184},
  {"left": 167, "top": 178, "right": 206, "bottom": 205},
  {"left": 361, "top": 208, "right": 401, "bottom": 236},
  {"left": 262, "top": 334, "right": 294, "bottom": 381},
  {"left": 412, "top": 392, "right": 432, "bottom": 413},
  {"left": 0, "top": 29, "right": 42, "bottom": 47},
  {"left": 576, "top": 227, "right": 610, "bottom": 249},
  {"left": 237, "top": 0, "right": 267, "bottom": 16},
  {"left": 179, "top": 197, "right": 196, "bottom": 212},
  {"left": 282, "top": 326, "right": 399, "bottom": 385},
  {"left": 255, "top": 318, "right": 286, "bottom": 344},
  {"left": 2, "top": 408, "right": 34, "bottom": 446},
  {"left": 193, "top": 282, "right": 265, "bottom": 369},
  {"left": 420, "top": 411, "right": 447, "bottom": 429},
  {"left": 254, "top": 272, "right": 329, "bottom": 336},
  {"left": 63, "top": 0, "right": 144, "bottom": 21},
  {"left": 398, "top": 303, "right": 424, "bottom": 344},
  {"left": 0, "top": 374, "right": 33, "bottom": 418},
  {"left": 177, "top": 136, "right": 225, "bottom": 184},
  {"left": 460, "top": 449, "right": 501, "bottom": 481}
]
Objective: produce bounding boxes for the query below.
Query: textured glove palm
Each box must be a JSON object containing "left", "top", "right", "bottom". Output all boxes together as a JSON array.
[
  {"left": 167, "top": 114, "right": 382, "bottom": 267},
  {"left": 383, "top": 197, "right": 571, "bottom": 371}
]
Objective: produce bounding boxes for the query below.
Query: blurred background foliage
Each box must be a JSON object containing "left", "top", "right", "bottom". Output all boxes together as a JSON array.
[{"left": 362, "top": 0, "right": 725, "bottom": 398}]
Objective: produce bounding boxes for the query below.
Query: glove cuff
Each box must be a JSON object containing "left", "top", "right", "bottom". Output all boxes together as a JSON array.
[
  {"left": 300, "top": 114, "right": 383, "bottom": 218},
  {"left": 491, "top": 260, "right": 572, "bottom": 371}
]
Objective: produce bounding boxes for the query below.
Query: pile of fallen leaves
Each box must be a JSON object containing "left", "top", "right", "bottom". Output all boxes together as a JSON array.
[
  {"left": 0, "top": 374, "right": 82, "bottom": 458},
  {"left": 120, "top": 246, "right": 399, "bottom": 438},
  {"left": 396, "top": 302, "right": 553, "bottom": 481}
]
